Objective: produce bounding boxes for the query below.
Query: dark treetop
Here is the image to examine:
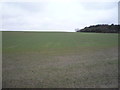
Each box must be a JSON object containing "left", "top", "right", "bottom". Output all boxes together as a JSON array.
[{"left": 76, "top": 24, "right": 120, "bottom": 33}]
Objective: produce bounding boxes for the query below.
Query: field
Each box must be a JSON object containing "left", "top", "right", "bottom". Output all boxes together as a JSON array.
[{"left": 2, "top": 32, "right": 118, "bottom": 88}]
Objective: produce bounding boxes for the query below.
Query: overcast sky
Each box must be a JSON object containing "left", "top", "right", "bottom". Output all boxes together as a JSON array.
[{"left": 1, "top": 0, "right": 119, "bottom": 32}]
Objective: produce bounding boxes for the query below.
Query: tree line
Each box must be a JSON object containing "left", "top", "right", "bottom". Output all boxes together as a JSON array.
[{"left": 76, "top": 24, "right": 120, "bottom": 33}]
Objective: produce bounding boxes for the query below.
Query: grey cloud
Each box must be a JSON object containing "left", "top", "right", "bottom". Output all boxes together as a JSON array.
[
  {"left": 3, "top": 2, "right": 46, "bottom": 12},
  {"left": 80, "top": 2, "right": 117, "bottom": 10}
]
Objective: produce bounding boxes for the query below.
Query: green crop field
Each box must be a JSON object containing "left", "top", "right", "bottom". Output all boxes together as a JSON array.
[{"left": 2, "top": 31, "right": 118, "bottom": 88}]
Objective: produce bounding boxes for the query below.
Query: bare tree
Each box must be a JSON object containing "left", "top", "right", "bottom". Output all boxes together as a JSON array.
[{"left": 75, "top": 28, "right": 80, "bottom": 32}]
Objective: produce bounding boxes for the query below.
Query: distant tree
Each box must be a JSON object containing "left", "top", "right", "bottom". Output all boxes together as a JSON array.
[
  {"left": 75, "top": 28, "right": 80, "bottom": 32},
  {"left": 76, "top": 24, "right": 120, "bottom": 33}
]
